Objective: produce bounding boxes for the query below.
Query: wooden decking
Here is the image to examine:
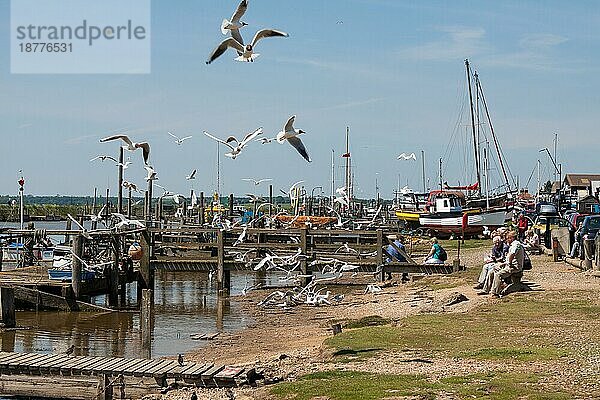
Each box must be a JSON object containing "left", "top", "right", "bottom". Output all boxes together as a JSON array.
[{"left": 0, "top": 351, "right": 254, "bottom": 399}]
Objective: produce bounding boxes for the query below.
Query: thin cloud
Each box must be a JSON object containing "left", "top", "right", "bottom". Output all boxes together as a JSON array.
[{"left": 397, "top": 26, "right": 486, "bottom": 61}]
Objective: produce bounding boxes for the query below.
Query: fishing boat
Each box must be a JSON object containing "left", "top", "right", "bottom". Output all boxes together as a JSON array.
[{"left": 418, "top": 60, "right": 514, "bottom": 237}]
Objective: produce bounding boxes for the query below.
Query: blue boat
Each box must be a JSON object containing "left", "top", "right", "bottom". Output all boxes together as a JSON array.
[{"left": 48, "top": 268, "right": 96, "bottom": 281}]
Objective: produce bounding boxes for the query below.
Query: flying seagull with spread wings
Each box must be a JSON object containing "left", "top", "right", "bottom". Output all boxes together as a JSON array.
[
  {"left": 397, "top": 152, "right": 417, "bottom": 161},
  {"left": 242, "top": 178, "right": 272, "bottom": 186},
  {"left": 168, "top": 131, "right": 193, "bottom": 145},
  {"left": 221, "top": 0, "right": 248, "bottom": 45},
  {"left": 276, "top": 115, "right": 311, "bottom": 162},
  {"left": 100, "top": 134, "right": 151, "bottom": 164},
  {"left": 203, "top": 127, "right": 263, "bottom": 159},
  {"left": 207, "top": 29, "right": 289, "bottom": 64}
]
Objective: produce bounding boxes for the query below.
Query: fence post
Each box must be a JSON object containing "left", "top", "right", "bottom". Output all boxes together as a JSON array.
[
  {"left": 138, "top": 230, "right": 154, "bottom": 305},
  {"left": 109, "top": 235, "right": 120, "bottom": 308},
  {"left": 217, "top": 230, "right": 229, "bottom": 293},
  {"left": 140, "top": 288, "right": 153, "bottom": 359},
  {"left": 376, "top": 229, "right": 384, "bottom": 281},
  {"left": 0, "top": 287, "right": 15, "bottom": 328},
  {"left": 71, "top": 234, "right": 83, "bottom": 299}
]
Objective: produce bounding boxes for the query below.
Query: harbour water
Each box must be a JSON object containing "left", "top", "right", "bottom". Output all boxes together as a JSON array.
[{"left": 0, "top": 221, "right": 276, "bottom": 359}]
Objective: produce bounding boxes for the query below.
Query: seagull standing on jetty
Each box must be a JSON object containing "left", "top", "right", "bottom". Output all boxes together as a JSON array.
[
  {"left": 168, "top": 131, "right": 192, "bottom": 146},
  {"left": 397, "top": 152, "right": 417, "bottom": 161},
  {"left": 277, "top": 115, "right": 311, "bottom": 162},
  {"left": 206, "top": 29, "right": 289, "bottom": 64},
  {"left": 203, "top": 128, "right": 262, "bottom": 159},
  {"left": 221, "top": 0, "right": 248, "bottom": 45},
  {"left": 100, "top": 134, "right": 151, "bottom": 164}
]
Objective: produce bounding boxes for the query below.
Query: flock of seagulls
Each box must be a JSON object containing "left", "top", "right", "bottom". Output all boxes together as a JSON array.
[{"left": 203, "top": 127, "right": 263, "bottom": 159}]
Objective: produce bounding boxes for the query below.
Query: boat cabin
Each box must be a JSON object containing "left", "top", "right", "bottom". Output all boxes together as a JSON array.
[{"left": 430, "top": 195, "right": 462, "bottom": 213}]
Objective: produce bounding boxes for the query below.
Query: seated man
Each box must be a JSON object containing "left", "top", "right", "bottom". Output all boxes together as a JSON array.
[
  {"left": 480, "top": 230, "right": 524, "bottom": 297},
  {"left": 386, "top": 235, "right": 407, "bottom": 281},
  {"left": 473, "top": 235, "right": 505, "bottom": 290},
  {"left": 523, "top": 229, "right": 541, "bottom": 254}
]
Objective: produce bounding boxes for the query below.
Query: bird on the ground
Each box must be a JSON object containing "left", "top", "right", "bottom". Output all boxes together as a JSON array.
[
  {"left": 100, "top": 134, "right": 151, "bottom": 164},
  {"left": 397, "top": 152, "right": 417, "bottom": 161},
  {"left": 365, "top": 283, "right": 383, "bottom": 294},
  {"left": 242, "top": 178, "right": 272, "bottom": 186},
  {"left": 186, "top": 169, "right": 197, "bottom": 180},
  {"left": 178, "top": 354, "right": 184, "bottom": 366},
  {"left": 168, "top": 131, "right": 193, "bottom": 145},
  {"left": 277, "top": 115, "right": 311, "bottom": 162},
  {"left": 203, "top": 127, "right": 262, "bottom": 159},
  {"left": 64, "top": 344, "right": 75, "bottom": 355},
  {"left": 206, "top": 29, "right": 289, "bottom": 64},
  {"left": 144, "top": 166, "right": 158, "bottom": 181},
  {"left": 221, "top": 0, "right": 248, "bottom": 45},
  {"left": 122, "top": 180, "right": 140, "bottom": 193}
]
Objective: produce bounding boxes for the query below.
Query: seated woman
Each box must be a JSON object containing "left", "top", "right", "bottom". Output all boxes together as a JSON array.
[
  {"left": 474, "top": 235, "right": 506, "bottom": 289},
  {"left": 523, "top": 229, "right": 541, "bottom": 254},
  {"left": 424, "top": 238, "right": 445, "bottom": 264}
]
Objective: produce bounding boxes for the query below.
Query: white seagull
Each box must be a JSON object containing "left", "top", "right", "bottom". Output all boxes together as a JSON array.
[
  {"left": 242, "top": 178, "right": 272, "bottom": 186},
  {"left": 203, "top": 127, "right": 263, "bottom": 159},
  {"left": 397, "top": 152, "right": 417, "bottom": 161},
  {"left": 112, "top": 213, "right": 145, "bottom": 230},
  {"left": 168, "top": 131, "right": 193, "bottom": 145},
  {"left": 221, "top": 0, "right": 248, "bottom": 45},
  {"left": 89, "top": 155, "right": 118, "bottom": 163},
  {"left": 276, "top": 115, "right": 311, "bottom": 162},
  {"left": 122, "top": 180, "right": 140, "bottom": 193},
  {"left": 144, "top": 166, "right": 158, "bottom": 181},
  {"left": 186, "top": 169, "right": 197, "bottom": 180},
  {"left": 206, "top": 29, "right": 289, "bottom": 64},
  {"left": 67, "top": 214, "right": 92, "bottom": 240},
  {"left": 100, "top": 134, "right": 151, "bottom": 164},
  {"left": 256, "top": 137, "right": 275, "bottom": 144}
]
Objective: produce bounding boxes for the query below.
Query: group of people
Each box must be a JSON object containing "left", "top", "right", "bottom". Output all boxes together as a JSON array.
[
  {"left": 474, "top": 229, "right": 526, "bottom": 297},
  {"left": 384, "top": 236, "right": 447, "bottom": 281}
]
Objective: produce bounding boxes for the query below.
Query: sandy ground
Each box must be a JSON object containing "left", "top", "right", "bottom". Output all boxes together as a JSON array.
[{"left": 148, "top": 245, "right": 600, "bottom": 400}]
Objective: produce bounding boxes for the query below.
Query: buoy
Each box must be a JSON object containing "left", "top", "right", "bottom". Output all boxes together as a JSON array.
[{"left": 128, "top": 242, "right": 143, "bottom": 261}]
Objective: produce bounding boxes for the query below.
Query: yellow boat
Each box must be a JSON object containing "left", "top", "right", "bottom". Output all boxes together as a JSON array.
[{"left": 395, "top": 210, "right": 422, "bottom": 223}]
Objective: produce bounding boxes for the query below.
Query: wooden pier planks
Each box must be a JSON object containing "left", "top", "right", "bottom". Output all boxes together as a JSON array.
[{"left": 0, "top": 352, "right": 246, "bottom": 388}]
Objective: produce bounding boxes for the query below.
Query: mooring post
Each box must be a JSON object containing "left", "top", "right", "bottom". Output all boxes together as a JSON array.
[
  {"left": 127, "top": 187, "right": 132, "bottom": 218},
  {"left": 146, "top": 178, "right": 153, "bottom": 221},
  {"left": 229, "top": 193, "right": 234, "bottom": 217},
  {"left": 138, "top": 230, "right": 154, "bottom": 305},
  {"left": 0, "top": 247, "right": 3, "bottom": 272},
  {"left": 65, "top": 218, "right": 72, "bottom": 244},
  {"left": 98, "top": 373, "right": 113, "bottom": 400},
  {"left": 376, "top": 229, "right": 384, "bottom": 281},
  {"left": 217, "top": 229, "right": 229, "bottom": 294},
  {"left": 105, "top": 188, "right": 110, "bottom": 220},
  {"left": 0, "top": 287, "right": 16, "bottom": 328},
  {"left": 300, "top": 228, "right": 310, "bottom": 286},
  {"left": 109, "top": 235, "right": 120, "bottom": 308},
  {"left": 269, "top": 184, "right": 273, "bottom": 216},
  {"left": 71, "top": 234, "right": 84, "bottom": 299},
  {"left": 118, "top": 146, "right": 124, "bottom": 214},
  {"left": 140, "top": 288, "right": 153, "bottom": 359},
  {"left": 92, "top": 187, "right": 98, "bottom": 230}
]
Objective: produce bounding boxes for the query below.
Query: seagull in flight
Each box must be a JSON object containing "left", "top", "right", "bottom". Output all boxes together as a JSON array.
[
  {"left": 168, "top": 131, "right": 193, "bottom": 145},
  {"left": 277, "top": 115, "right": 311, "bottom": 162},
  {"left": 100, "top": 134, "right": 151, "bottom": 164},
  {"left": 122, "top": 180, "right": 141, "bottom": 193},
  {"left": 256, "top": 137, "right": 275, "bottom": 144},
  {"left": 242, "top": 178, "right": 272, "bottom": 186},
  {"left": 112, "top": 213, "right": 145, "bottom": 230},
  {"left": 89, "top": 155, "right": 118, "bottom": 163},
  {"left": 397, "top": 152, "right": 417, "bottom": 161},
  {"left": 186, "top": 169, "right": 197, "bottom": 180},
  {"left": 144, "top": 166, "right": 158, "bottom": 181},
  {"left": 221, "top": 0, "right": 248, "bottom": 45},
  {"left": 280, "top": 180, "right": 304, "bottom": 197},
  {"left": 206, "top": 29, "right": 289, "bottom": 64},
  {"left": 67, "top": 214, "right": 92, "bottom": 240},
  {"left": 203, "top": 127, "right": 262, "bottom": 159}
]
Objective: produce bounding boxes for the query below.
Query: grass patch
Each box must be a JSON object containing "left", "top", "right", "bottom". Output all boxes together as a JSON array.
[
  {"left": 344, "top": 315, "right": 390, "bottom": 329},
  {"left": 325, "top": 291, "right": 600, "bottom": 363},
  {"left": 441, "top": 238, "right": 490, "bottom": 250},
  {"left": 270, "top": 370, "right": 572, "bottom": 400}
]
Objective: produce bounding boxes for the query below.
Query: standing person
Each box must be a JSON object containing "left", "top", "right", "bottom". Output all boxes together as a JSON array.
[
  {"left": 480, "top": 230, "right": 524, "bottom": 297},
  {"left": 424, "top": 237, "right": 446, "bottom": 264},
  {"left": 517, "top": 214, "right": 528, "bottom": 241},
  {"left": 385, "top": 235, "right": 407, "bottom": 281}
]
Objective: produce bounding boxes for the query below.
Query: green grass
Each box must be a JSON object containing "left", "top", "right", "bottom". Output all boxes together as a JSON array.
[
  {"left": 270, "top": 370, "right": 572, "bottom": 400},
  {"left": 343, "top": 315, "right": 390, "bottom": 329},
  {"left": 325, "top": 291, "right": 600, "bottom": 363}
]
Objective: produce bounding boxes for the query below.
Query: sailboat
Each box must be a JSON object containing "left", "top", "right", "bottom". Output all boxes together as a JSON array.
[{"left": 418, "top": 59, "right": 514, "bottom": 238}]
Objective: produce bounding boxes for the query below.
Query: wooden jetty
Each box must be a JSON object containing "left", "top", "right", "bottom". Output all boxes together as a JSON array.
[{"left": 0, "top": 351, "right": 255, "bottom": 399}]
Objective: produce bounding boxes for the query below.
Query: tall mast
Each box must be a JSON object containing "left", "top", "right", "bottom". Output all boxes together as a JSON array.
[
  {"left": 331, "top": 149, "right": 335, "bottom": 206},
  {"left": 421, "top": 150, "right": 426, "bottom": 193},
  {"left": 477, "top": 77, "right": 511, "bottom": 191},
  {"left": 465, "top": 59, "right": 482, "bottom": 196},
  {"left": 345, "top": 126, "right": 350, "bottom": 212},
  {"left": 216, "top": 142, "right": 220, "bottom": 197}
]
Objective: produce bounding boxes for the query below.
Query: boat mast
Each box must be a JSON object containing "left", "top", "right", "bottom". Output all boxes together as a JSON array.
[
  {"left": 465, "top": 59, "right": 482, "bottom": 196},
  {"left": 345, "top": 126, "right": 350, "bottom": 212},
  {"left": 476, "top": 76, "right": 512, "bottom": 192},
  {"left": 439, "top": 158, "right": 443, "bottom": 190},
  {"left": 331, "top": 149, "right": 335, "bottom": 207},
  {"left": 421, "top": 150, "right": 426, "bottom": 193}
]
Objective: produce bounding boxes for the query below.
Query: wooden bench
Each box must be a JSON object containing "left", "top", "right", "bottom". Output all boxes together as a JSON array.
[{"left": 501, "top": 271, "right": 531, "bottom": 296}]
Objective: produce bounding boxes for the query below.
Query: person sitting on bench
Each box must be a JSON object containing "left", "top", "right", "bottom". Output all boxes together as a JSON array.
[
  {"left": 479, "top": 230, "right": 524, "bottom": 298},
  {"left": 523, "top": 229, "right": 541, "bottom": 254},
  {"left": 473, "top": 234, "right": 506, "bottom": 290}
]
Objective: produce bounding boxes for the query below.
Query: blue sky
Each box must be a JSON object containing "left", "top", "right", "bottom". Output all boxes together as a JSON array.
[{"left": 1, "top": 0, "right": 599, "bottom": 198}]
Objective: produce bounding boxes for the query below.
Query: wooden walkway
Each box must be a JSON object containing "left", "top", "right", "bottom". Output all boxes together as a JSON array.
[{"left": 0, "top": 351, "right": 254, "bottom": 397}]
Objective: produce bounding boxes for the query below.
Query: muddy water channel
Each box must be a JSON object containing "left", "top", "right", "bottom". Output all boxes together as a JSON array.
[{"left": 0, "top": 271, "right": 278, "bottom": 358}]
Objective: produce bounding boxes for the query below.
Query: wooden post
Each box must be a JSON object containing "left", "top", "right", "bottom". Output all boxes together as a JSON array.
[
  {"left": 140, "top": 288, "right": 153, "bottom": 359},
  {"left": 105, "top": 188, "right": 110, "bottom": 220},
  {"left": 229, "top": 193, "right": 234, "bottom": 217},
  {"left": 118, "top": 146, "right": 124, "bottom": 214},
  {"left": 65, "top": 218, "right": 72, "bottom": 244},
  {"left": 0, "top": 247, "right": 3, "bottom": 272},
  {"left": 71, "top": 234, "right": 84, "bottom": 299},
  {"left": 583, "top": 239, "right": 594, "bottom": 270},
  {"left": 269, "top": 184, "right": 273, "bottom": 216},
  {"left": 109, "top": 235, "right": 120, "bottom": 308},
  {"left": 376, "top": 229, "right": 384, "bottom": 281},
  {"left": 127, "top": 187, "right": 132, "bottom": 218},
  {"left": 146, "top": 179, "right": 153, "bottom": 221},
  {"left": 98, "top": 374, "right": 113, "bottom": 400},
  {"left": 200, "top": 191, "right": 205, "bottom": 225},
  {"left": 138, "top": 230, "right": 154, "bottom": 305},
  {"left": 91, "top": 187, "right": 98, "bottom": 230},
  {"left": 0, "top": 287, "right": 16, "bottom": 328},
  {"left": 300, "top": 228, "right": 309, "bottom": 286},
  {"left": 552, "top": 237, "right": 559, "bottom": 262},
  {"left": 143, "top": 191, "right": 148, "bottom": 221},
  {"left": 216, "top": 230, "right": 229, "bottom": 294}
]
